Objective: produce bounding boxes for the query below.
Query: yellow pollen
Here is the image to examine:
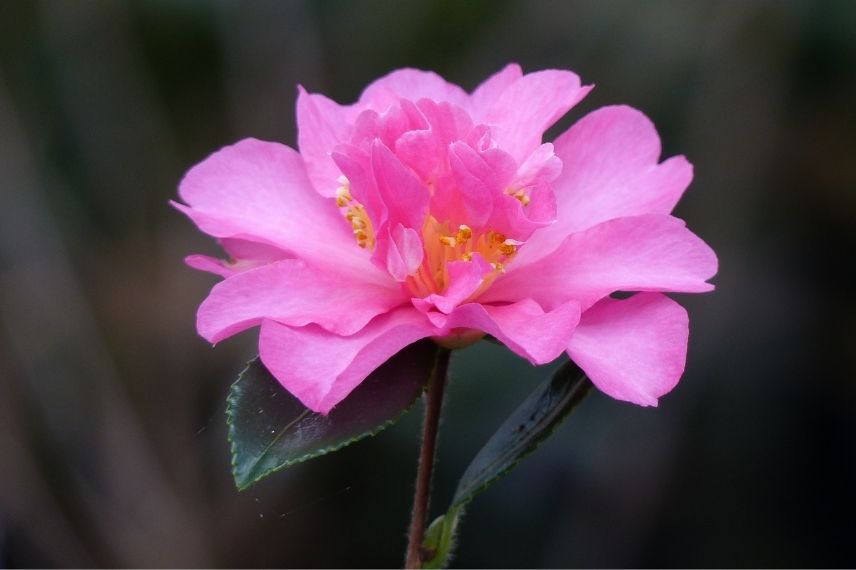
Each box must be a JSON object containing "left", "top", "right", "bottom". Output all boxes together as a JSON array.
[
  {"left": 408, "top": 215, "right": 525, "bottom": 303},
  {"left": 514, "top": 190, "right": 531, "bottom": 205},
  {"left": 456, "top": 224, "right": 472, "bottom": 243},
  {"left": 499, "top": 239, "right": 518, "bottom": 256},
  {"left": 336, "top": 186, "right": 353, "bottom": 208},
  {"left": 335, "top": 176, "right": 375, "bottom": 249}
]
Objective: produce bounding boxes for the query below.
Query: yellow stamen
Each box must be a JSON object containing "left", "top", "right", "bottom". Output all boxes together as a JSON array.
[
  {"left": 499, "top": 239, "right": 518, "bottom": 256},
  {"left": 456, "top": 224, "right": 472, "bottom": 243},
  {"left": 335, "top": 176, "right": 375, "bottom": 249},
  {"left": 336, "top": 186, "right": 353, "bottom": 208}
]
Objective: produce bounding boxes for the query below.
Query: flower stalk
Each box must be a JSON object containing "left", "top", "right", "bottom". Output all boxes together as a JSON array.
[{"left": 405, "top": 348, "right": 452, "bottom": 569}]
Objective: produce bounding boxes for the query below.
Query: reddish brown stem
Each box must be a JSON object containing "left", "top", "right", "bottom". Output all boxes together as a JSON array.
[{"left": 404, "top": 348, "right": 452, "bottom": 569}]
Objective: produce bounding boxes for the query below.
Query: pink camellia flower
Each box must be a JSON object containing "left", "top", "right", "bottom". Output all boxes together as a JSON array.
[{"left": 175, "top": 64, "right": 717, "bottom": 414}]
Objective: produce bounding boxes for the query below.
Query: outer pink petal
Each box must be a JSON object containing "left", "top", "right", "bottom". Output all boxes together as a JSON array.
[
  {"left": 441, "top": 298, "right": 581, "bottom": 365},
  {"left": 358, "top": 68, "right": 470, "bottom": 112},
  {"left": 185, "top": 241, "right": 288, "bottom": 277},
  {"left": 568, "top": 293, "right": 688, "bottom": 406},
  {"left": 485, "top": 214, "right": 718, "bottom": 310},
  {"left": 175, "top": 138, "right": 359, "bottom": 266},
  {"left": 258, "top": 308, "right": 435, "bottom": 414},
  {"left": 482, "top": 70, "right": 592, "bottom": 162},
  {"left": 296, "top": 87, "right": 353, "bottom": 197},
  {"left": 197, "top": 259, "right": 405, "bottom": 343},
  {"left": 469, "top": 63, "right": 523, "bottom": 115},
  {"left": 220, "top": 238, "right": 291, "bottom": 262},
  {"left": 185, "top": 255, "right": 236, "bottom": 278},
  {"left": 516, "top": 105, "right": 694, "bottom": 266}
]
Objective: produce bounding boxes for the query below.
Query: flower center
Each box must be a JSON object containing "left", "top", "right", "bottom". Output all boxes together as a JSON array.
[
  {"left": 334, "top": 176, "right": 520, "bottom": 300},
  {"left": 404, "top": 216, "right": 519, "bottom": 299}
]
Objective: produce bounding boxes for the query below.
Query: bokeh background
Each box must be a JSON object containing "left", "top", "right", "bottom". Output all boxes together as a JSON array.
[{"left": 1, "top": 0, "right": 855, "bottom": 567}]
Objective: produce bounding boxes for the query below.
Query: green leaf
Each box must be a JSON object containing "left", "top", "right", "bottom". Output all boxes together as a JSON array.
[
  {"left": 421, "top": 359, "right": 592, "bottom": 568},
  {"left": 451, "top": 358, "right": 592, "bottom": 507},
  {"left": 227, "top": 340, "right": 439, "bottom": 491}
]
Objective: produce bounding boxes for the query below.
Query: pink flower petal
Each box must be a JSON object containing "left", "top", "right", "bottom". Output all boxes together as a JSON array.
[
  {"left": 175, "top": 138, "right": 360, "bottom": 267},
  {"left": 395, "top": 100, "right": 474, "bottom": 181},
  {"left": 413, "top": 254, "right": 493, "bottom": 314},
  {"left": 358, "top": 68, "right": 470, "bottom": 113},
  {"left": 330, "top": 145, "right": 387, "bottom": 228},
  {"left": 447, "top": 141, "right": 515, "bottom": 231},
  {"left": 386, "top": 224, "right": 424, "bottom": 282},
  {"left": 481, "top": 70, "right": 592, "bottom": 162},
  {"left": 184, "top": 254, "right": 236, "bottom": 278},
  {"left": 220, "top": 238, "right": 291, "bottom": 262},
  {"left": 515, "top": 142, "right": 562, "bottom": 188},
  {"left": 489, "top": 183, "right": 557, "bottom": 242},
  {"left": 442, "top": 298, "right": 581, "bottom": 365},
  {"left": 296, "top": 87, "right": 352, "bottom": 197},
  {"left": 197, "top": 259, "right": 405, "bottom": 343},
  {"left": 568, "top": 293, "right": 689, "bottom": 406},
  {"left": 258, "top": 308, "right": 435, "bottom": 414},
  {"left": 485, "top": 214, "right": 717, "bottom": 310},
  {"left": 371, "top": 140, "right": 429, "bottom": 230},
  {"left": 516, "top": 105, "right": 694, "bottom": 266},
  {"left": 469, "top": 63, "right": 523, "bottom": 114}
]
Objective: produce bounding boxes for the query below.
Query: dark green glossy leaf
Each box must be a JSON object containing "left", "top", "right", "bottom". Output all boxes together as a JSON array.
[
  {"left": 227, "top": 340, "right": 438, "bottom": 491},
  {"left": 421, "top": 359, "right": 592, "bottom": 568},
  {"left": 451, "top": 358, "right": 592, "bottom": 507}
]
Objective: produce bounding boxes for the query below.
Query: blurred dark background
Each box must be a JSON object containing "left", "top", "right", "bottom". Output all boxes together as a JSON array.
[{"left": 1, "top": 0, "right": 854, "bottom": 567}]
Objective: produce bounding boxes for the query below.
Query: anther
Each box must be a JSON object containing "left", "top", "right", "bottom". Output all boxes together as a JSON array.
[
  {"left": 336, "top": 186, "right": 353, "bottom": 208},
  {"left": 439, "top": 235, "right": 457, "bottom": 247},
  {"left": 354, "top": 230, "right": 369, "bottom": 247},
  {"left": 456, "top": 225, "right": 472, "bottom": 243},
  {"left": 499, "top": 239, "right": 518, "bottom": 256}
]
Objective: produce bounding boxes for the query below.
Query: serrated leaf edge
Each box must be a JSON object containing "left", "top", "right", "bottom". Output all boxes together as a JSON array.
[
  {"left": 451, "top": 370, "right": 592, "bottom": 509},
  {"left": 225, "top": 357, "right": 426, "bottom": 491}
]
